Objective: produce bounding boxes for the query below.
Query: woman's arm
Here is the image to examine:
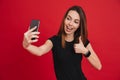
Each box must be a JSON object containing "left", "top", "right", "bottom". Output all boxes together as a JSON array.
[
  {"left": 24, "top": 40, "right": 53, "bottom": 56},
  {"left": 23, "top": 27, "right": 53, "bottom": 56},
  {"left": 86, "top": 43, "right": 102, "bottom": 70},
  {"left": 74, "top": 37, "right": 102, "bottom": 70}
]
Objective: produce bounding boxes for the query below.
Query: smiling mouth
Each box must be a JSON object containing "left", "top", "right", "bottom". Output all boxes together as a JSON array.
[{"left": 66, "top": 25, "right": 73, "bottom": 32}]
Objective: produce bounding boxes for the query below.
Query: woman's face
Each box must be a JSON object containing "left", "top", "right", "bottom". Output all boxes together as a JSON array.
[{"left": 64, "top": 10, "right": 80, "bottom": 35}]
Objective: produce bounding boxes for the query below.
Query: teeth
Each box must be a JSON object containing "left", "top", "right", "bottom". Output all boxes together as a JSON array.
[
  {"left": 67, "top": 26, "right": 72, "bottom": 30},
  {"left": 66, "top": 25, "right": 73, "bottom": 32}
]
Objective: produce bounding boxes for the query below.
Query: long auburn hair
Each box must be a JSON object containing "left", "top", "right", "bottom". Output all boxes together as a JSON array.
[{"left": 57, "top": 5, "right": 88, "bottom": 48}]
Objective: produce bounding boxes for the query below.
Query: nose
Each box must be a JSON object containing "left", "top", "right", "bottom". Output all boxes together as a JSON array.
[{"left": 69, "top": 21, "right": 73, "bottom": 26}]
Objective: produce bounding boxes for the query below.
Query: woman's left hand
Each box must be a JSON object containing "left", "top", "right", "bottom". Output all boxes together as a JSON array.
[{"left": 74, "top": 36, "right": 88, "bottom": 54}]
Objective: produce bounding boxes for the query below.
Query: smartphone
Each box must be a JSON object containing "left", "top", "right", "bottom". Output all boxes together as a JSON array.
[
  {"left": 30, "top": 19, "right": 40, "bottom": 32},
  {"left": 29, "top": 19, "right": 40, "bottom": 40}
]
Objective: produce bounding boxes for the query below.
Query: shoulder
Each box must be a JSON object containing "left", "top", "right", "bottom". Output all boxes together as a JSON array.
[
  {"left": 49, "top": 35, "right": 58, "bottom": 40},
  {"left": 48, "top": 35, "right": 61, "bottom": 44},
  {"left": 48, "top": 35, "right": 61, "bottom": 49},
  {"left": 48, "top": 35, "right": 58, "bottom": 41}
]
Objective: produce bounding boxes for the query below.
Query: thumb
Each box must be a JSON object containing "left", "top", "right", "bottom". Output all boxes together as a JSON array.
[{"left": 79, "top": 36, "right": 82, "bottom": 43}]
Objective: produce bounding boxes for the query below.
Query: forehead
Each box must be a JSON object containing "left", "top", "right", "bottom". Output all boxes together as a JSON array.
[{"left": 67, "top": 10, "right": 80, "bottom": 20}]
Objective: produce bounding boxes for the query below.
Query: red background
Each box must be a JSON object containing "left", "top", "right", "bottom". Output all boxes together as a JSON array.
[{"left": 0, "top": 0, "right": 120, "bottom": 80}]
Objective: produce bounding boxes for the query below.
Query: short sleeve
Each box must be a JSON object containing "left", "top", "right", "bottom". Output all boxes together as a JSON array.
[
  {"left": 48, "top": 35, "right": 57, "bottom": 46},
  {"left": 84, "top": 39, "right": 90, "bottom": 47},
  {"left": 48, "top": 35, "right": 60, "bottom": 52}
]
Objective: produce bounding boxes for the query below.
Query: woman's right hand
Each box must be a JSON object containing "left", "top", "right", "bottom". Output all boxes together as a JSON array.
[{"left": 23, "top": 26, "right": 40, "bottom": 49}]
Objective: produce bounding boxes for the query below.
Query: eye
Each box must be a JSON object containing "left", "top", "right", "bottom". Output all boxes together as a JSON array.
[
  {"left": 66, "top": 17, "right": 71, "bottom": 20},
  {"left": 74, "top": 21, "right": 79, "bottom": 24}
]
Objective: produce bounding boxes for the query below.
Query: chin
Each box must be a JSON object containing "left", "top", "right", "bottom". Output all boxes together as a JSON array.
[{"left": 65, "top": 31, "right": 73, "bottom": 35}]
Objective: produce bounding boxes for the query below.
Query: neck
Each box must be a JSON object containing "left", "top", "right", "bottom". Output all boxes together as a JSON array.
[{"left": 65, "top": 34, "right": 74, "bottom": 42}]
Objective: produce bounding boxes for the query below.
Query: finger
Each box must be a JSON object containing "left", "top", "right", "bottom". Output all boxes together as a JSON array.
[
  {"left": 31, "top": 35, "right": 39, "bottom": 39},
  {"left": 31, "top": 32, "right": 40, "bottom": 35},
  {"left": 79, "top": 36, "right": 82, "bottom": 43},
  {"left": 24, "top": 32, "right": 30, "bottom": 40},
  {"left": 28, "top": 26, "right": 37, "bottom": 33},
  {"left": 28, "top": 39, "right": 32, "bottom": 43},
  {"left": 28, "top": 32, "right": 40, "bottom": 37},
  {"left": 79, "top": 36, "right": 84, "bottom": 46},
  {"left": 31, "top": 39, "right": 38, "bottom": 43},
  {"left": 28, "top": 38, "right": 38, "bottom": 43},
  {"left": 74, "top": 44, "right": 78, "bottom": 49}
]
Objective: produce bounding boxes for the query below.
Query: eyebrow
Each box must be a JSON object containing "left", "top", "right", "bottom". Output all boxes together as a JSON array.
[{"left": 67, "top": 15, "right": 80, "bottom": 21}]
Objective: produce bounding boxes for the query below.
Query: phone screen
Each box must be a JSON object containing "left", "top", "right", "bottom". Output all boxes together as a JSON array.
[{"left": 30, "top": 19, "right": 40, "bottom": 32}]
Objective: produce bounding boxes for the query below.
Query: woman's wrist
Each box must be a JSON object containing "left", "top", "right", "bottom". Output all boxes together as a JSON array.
[
  {"left": 23, "top": 41, "right": 30, "bottom": 49},
  {"left": 83, "top": 49, "right": 91, "bottom": 58}
]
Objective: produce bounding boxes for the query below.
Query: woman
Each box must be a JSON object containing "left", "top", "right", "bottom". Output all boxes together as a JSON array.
[{"left": 23, "top": 5, "right": 102, "bottom": 80}]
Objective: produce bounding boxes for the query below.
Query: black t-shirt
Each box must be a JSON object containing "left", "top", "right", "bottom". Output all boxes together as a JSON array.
[{"left": 49, "top": 35, "right": 90, "bottom": 80}]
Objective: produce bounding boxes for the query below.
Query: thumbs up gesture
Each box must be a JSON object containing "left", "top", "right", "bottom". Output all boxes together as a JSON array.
[{"left": 74, "top": 36, "right": 88, "bottom": 54}]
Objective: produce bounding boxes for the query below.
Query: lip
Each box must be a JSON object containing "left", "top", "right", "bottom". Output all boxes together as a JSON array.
[{"left": 65, "top": 25, "right": 73, "bottom": 32}]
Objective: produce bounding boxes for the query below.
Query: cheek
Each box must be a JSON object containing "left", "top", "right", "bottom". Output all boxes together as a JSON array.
[
  {"left": 64, "top": 20, "right": 66, "bottom": 28},
  {"left": 73, "top": 25, "right": 79, "bottom": 32},
  {"left": 64, "top": 19, "right": 69, "bottom": 25},
  {"left": 74, "top": 24, "right": 79, "bottom": 30}
]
